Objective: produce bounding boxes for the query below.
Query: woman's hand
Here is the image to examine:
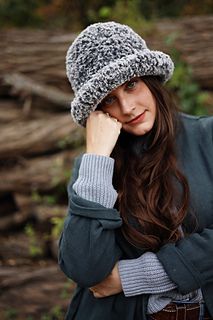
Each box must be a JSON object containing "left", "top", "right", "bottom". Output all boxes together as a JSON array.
[
  {"left": 86, "top": 111, "right": 122, "bottom": 157},
  {"left": 89, "top": 263, "right": 122, "bottom": 298}
]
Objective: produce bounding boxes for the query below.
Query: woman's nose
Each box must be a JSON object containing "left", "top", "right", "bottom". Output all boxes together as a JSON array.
[{"left": 119, "top": 97, "right": 135, "bottom": 115}]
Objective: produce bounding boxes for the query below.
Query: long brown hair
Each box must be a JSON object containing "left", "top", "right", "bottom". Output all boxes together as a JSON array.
[{"left": 111, "top": 76, "right": 190, "bottom": 251}]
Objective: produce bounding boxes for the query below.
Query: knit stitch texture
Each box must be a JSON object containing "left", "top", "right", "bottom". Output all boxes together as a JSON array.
[{"left": 66, "top": 21, "right": 174, "bottom": 126}]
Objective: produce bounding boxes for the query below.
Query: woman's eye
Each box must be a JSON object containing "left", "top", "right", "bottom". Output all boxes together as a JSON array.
[
  {"left": 102, "top": 96, "right": 115, "bottom": 106},
  {"left": 126, "top": 80, "right": 137, "bottom": 89}
]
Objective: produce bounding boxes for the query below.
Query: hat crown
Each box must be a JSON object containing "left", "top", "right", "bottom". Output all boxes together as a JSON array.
[{"left": 66, "top": 22, "right": 147, "bottom": 93}]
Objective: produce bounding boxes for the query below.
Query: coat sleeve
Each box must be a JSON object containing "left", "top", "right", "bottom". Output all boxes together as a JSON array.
[
  {"left": 58, "top": 156, "right": 123, "bottom": 288},
  {"left": 156, "top": 226, "right": 213, "bottom": 308}
]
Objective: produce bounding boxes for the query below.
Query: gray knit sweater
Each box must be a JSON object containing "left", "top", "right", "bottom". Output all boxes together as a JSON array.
[{"left": 73, "top": 153, "right": 202, "bottom": 314}]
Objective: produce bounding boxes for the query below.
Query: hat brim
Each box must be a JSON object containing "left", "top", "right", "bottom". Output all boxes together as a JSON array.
[{"left": 71, "top": 49, "right": 174, "bottom": 126}]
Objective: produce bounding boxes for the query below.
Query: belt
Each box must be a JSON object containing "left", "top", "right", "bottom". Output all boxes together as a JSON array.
[{"left": 147, "top": 302, "right": 212, "bottom": 320}]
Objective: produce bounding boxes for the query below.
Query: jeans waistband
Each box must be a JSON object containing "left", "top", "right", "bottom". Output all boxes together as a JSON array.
[{"left": 147, "top": 302, "right": 212, "bottom": 320}]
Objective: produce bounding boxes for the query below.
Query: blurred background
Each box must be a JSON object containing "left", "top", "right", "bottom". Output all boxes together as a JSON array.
[{"left": 0, "top": 1, "right": 213, "bottom": 319}]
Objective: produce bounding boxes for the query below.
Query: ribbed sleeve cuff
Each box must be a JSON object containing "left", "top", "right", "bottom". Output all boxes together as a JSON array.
[
  {"left": 118, "top": 252, "right": 177, "bottom": 297},
  {"left": 72, "top": 153, "right": 118, "bottom": 208}
]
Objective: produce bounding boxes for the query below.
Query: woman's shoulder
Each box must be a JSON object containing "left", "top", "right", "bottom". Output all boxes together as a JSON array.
[
  {"left": 179, "top": 112, "right": 213, "bottom": 123},
  {"left": 179, "top": 112, "right": 213, "bottom": 137}
]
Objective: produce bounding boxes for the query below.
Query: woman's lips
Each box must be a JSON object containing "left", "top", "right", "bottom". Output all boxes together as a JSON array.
[{"left": 126, "top": 111, "right": 146, "bottom": 125}]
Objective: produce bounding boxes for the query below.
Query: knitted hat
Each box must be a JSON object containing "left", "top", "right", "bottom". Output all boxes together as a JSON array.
[{"left": 66, "top": 21, "right": 174, "bottom": 126}]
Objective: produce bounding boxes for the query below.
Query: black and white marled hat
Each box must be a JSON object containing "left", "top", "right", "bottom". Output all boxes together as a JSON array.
[{"left": 66, "top": 21, "right": 174, "bottom": 126}]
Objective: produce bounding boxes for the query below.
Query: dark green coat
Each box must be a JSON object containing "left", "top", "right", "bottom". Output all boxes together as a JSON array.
[{"left": 59, "top": 114, "right": 213, "bottom": 319}]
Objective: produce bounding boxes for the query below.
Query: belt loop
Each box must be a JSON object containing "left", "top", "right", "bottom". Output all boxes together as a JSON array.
[
  {"left": 183, "top": 304, "right": 187, "bottom": 320},
  {"left": 175, "top": 304, "right": 178, "bottom": 320},
  {"left": 176, "top": 304, "right": 187, "bottom": 320},
  {"left": 199, "top": 302, "right": 205, "bottom": 320}
]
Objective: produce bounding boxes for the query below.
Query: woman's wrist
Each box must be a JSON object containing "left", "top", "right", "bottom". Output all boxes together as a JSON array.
[{"left": 85, "top": 149, "right": 111, "bottom": 157}]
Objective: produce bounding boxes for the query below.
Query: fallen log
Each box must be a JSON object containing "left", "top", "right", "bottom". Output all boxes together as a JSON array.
[
  {"left": 0, "top": 149, "right": 81, "bottom": 193},
  {"left": 148, "top": 15, "right": 213, "bottom": 89},
  {"left": 33, "top": 204, "right": 67, "bottom": 223},
  {"left": 13, "top": 194, "right": 67, "bottom": 222},
  {"left": 0, "top": 232, "right": 45, "bottom": 263},
  {"left": 0, "top": 114, "right": 84, "bottom": 159},
  {"left": 0, "top": 202, "right": 67, "bottom": 262},
  {"left": 0, "top": 193, "right": 68, "bottom": 232},
  {"left": 0, "top": 265, "right": 62, "bottom": 290},
  {"left": 0, "top": 208, "right": 31, "bottom": 231},
  {"left": 0, "top": 100, "right": 22, "bottom": 123},
  {"left": 3, "top": 73, "right": 73, "bottom": 109},
  {"left": 0, "top": 97, "right": 75, "bottom": 123},
  {"left": 0, "top": 264, "right": 75, "bottom": 319},
  {"left": 0, "top": 16, "right": 213, "bottom": 89}
]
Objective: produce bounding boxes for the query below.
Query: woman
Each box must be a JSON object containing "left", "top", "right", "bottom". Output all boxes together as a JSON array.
[{"left": 59, "top": 22, "right": 213, "bottom": 319}]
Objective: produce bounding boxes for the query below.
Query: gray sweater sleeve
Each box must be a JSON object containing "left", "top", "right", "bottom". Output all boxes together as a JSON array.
[
  {"left": 72, "top": 153, "right": 177, "bottom": 296},
  {"left": 118, "top": 252, "right": 177, "bottom": 297},
  {"left": 72, "top": 153, "right": 118, "bottom": 208}
]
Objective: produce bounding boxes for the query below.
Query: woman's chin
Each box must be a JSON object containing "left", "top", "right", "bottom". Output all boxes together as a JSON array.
[{"left": 123, "top": 122, "right": 154, "bottom": 136}]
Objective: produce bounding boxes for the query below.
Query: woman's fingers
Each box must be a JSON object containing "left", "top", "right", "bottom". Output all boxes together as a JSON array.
[
  {"left": 89, "top": 263, "right": 122, "bottom": 298},
  {"left": 86, "top": 111, "right": 122, "bottom": 156}
]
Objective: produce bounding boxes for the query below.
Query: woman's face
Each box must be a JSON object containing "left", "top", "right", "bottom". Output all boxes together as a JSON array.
[{"left": 99, "top": 77, "right": 156, "bottom": 136}]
